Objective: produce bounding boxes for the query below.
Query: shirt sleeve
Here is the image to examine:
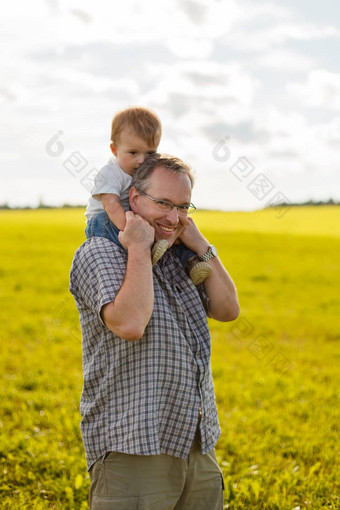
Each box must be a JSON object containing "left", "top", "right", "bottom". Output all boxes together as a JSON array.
[
  {"left": 91, "top": 162, "right": 131, "bottom": 200},
  {"left": 69, "top": 237, "right": 127, "bottom": 325}
]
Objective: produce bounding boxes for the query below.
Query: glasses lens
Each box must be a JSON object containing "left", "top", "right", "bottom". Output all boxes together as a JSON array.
[{"left": 156, "top": 200, "right": 172, "bottom": 211}]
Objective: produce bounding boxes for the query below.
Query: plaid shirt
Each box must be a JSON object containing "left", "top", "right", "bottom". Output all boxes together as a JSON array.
[{"left": 69, "top": 237, "right": 220, "bottom": 470}]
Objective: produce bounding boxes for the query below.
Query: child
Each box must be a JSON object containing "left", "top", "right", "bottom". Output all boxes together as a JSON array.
[{"left": 85, "top": 106, "right": 211, "bottom": 285}]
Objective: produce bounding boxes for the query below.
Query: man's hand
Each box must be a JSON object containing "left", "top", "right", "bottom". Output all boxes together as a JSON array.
[
  {"left": 178, "top": 217, "right": 209, "bottom": 257},
  {"left": 103, "top": 211, "right": 155, "bottom": 341},
  {"left": 118, "top": 211, "right": 155, "bottom": 251}
]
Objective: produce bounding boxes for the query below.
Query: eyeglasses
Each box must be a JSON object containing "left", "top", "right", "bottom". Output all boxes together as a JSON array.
[{"left": 137, "top": 189, "right": 196, "bottom": 215}]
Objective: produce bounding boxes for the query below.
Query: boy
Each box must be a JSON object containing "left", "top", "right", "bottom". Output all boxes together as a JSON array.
[{"left": 85, "top": 106, "right": 211, "bottom": 285}]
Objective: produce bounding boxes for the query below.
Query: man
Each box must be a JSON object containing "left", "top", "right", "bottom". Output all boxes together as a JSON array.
[{"left": 70, "top": 154, "right": 239, "bottom": 510}]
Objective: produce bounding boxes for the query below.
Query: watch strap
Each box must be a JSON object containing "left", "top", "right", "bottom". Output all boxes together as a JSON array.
[{"left": 199, "top": 245, "right": 217, "bottom": 262}]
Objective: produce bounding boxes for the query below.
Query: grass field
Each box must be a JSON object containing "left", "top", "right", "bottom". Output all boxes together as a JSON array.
[{"left": 0, "top": 206, "right": 339, "bottom": 509}]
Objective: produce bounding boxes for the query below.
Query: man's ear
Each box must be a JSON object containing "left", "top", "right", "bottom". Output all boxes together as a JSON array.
[
  {"left": 129, "top": 187, "right": 139, "bottom": 213},
  {"left": 110, "top": 143, "right": 117, "bottom": 156}
]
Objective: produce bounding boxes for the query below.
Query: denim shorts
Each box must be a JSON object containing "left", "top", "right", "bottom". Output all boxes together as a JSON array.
[
  {"left": 173, "top": 243, "right": 196, "bottom": 267},
  {"left": 85, "top": 211, "right": 124, "bottom": 250}
]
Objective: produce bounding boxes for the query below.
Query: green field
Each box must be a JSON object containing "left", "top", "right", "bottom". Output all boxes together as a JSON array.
[{"left": 0, "top": 206, "right": 339, "bottom": 509}]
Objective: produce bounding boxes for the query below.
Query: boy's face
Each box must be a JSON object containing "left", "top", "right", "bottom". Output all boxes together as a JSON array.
[{"left": 111, "top": 128, "right": 158, "bottom": 176}]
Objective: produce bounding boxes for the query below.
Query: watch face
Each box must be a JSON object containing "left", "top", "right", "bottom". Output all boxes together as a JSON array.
[{"left": 200, "top": 245, "right": 217, "bottom": 262}]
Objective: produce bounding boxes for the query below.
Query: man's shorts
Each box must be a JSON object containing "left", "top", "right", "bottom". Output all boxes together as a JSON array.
[{"left": 89, "top": 430, "right": 224, "bottom": 510}]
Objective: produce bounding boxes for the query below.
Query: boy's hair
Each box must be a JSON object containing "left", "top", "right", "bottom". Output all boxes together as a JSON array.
[
  {"left": 131, "top": 153, "right": 194, "bottom": 191},
  {"left": 111, "top": 106, "right": 162, "bottom": 147}
]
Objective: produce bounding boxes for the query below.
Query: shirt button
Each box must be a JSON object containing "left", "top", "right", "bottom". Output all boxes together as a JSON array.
[{"left": 196, "top": 352, "right": 201, "bottom": 357}]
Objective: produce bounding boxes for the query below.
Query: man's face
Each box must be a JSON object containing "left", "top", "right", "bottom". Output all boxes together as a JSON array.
[{"left": 130, "top": 166, "right": 192, "bottom": 247}]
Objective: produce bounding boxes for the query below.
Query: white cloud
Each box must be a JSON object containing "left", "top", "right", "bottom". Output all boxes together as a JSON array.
[
  {"left": 222, "top": 1, "right": 340, "bottom": 54},
  {"left": 141, "top": 60, "right": 259, "bottom": 120},
  {"left": 254, "top": 48, "right": 315, "bottom": 72},
  {"left": 166, "top": 38, "right": 213, "bottom": 59},
  {"left": 240, "top": 107, "right": 340, "bottom": 187},
  {"left": 51, "top": 0, "right": 240, "bottom": 47},
  {"left": 176, "top": 0, "right": 241, "bottom": 37},
  {"left": 288, "top": 69, "right": 340, "bottom": 110},
  {"left": 1, "top": 0, "right": 340, "bottom": 208}
]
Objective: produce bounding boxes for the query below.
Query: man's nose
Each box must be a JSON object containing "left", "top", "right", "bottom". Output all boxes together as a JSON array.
[{"left": 165, "top": 207, "right": 179, "bottom": 223}]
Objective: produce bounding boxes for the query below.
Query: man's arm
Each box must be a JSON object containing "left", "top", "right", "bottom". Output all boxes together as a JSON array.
[
  {"left": 101, "top": 211, "right": 155, "bottom": 341},
  {"left": 179, "top": 218, "right": 239, "bottom": 322}
]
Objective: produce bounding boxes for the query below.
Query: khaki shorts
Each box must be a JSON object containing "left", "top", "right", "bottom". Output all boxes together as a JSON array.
[{"left": 89, "top": 431, "right": 224, "bottom": 510}]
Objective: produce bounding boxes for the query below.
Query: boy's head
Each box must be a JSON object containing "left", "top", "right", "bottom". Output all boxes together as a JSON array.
[{"left": 110, "top": 106, "right": 162, "bottom": 176}]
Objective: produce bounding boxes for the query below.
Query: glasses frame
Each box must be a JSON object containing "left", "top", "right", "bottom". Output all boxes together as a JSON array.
[{"left": 136, "top": 189, "right": 196, "bottom": 215}]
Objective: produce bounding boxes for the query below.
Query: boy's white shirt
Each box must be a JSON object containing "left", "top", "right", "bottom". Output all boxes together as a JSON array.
[{"left": 85, "top": 158, "right": 132, "bottom": 222}]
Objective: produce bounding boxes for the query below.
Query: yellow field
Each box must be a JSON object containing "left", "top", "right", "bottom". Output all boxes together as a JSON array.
[
  {"left": 0, "top": 206, "right": 339, "bottom": 509},
  {"left": 196, "top": 205, "right": 340, "bottom": 237}
]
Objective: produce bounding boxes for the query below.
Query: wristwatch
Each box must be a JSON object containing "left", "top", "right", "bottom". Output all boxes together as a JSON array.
[{"left": 199, "top": 245, "right": 217, "bottom": 262}]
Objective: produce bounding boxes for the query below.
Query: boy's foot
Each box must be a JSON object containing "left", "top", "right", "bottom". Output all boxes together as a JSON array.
[
  {"left": 152, "top": 240, "right": 169, "bottom": 266},
  {"left": 189, "top": 261, "right": 212, "bottom": 286}
]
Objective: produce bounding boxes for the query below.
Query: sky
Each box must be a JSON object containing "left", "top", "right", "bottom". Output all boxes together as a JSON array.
[{"left": 1, "top": 0, "right": 340, "bottom": 211}]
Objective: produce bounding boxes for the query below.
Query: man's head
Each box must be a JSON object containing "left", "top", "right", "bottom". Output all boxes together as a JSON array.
[
  {"left": 129, "top": 154, "right": 195, "bottom": 247},
  {"left": 110, "top": 107, "right": 162, "bottom": 176}
]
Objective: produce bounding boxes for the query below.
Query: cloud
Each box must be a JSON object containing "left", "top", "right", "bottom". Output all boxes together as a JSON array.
[
  {"left": 166, "top": 37, "right": 214, "bottom": 59},
  {"left": 141, "top": 60, "right": 258, "bottom": 114},
  {"left": 221, "top": 1, "right": 340, "bottom": 54},
  {"left": 253, "top": 48, "right": 315, "bottom": 72},
  {"left": 0, "top": 87, "right": 16, "bottom": 103},
  {"left": 70, "top": 8, "right": 92, "bottom": 24},
  {"left": 321, "top": 117, "right": 340, "bottom": 145},
  {"left": 204, "top": 121, "right": 270, "bottom": 144},
  {"left": 45, "top": 0, "right": 60, "bottom": 15},
  {"left": 1, "top": 0, "right": 340, "bottom": 208},
  {"left": 180, "top": 0, "right": 208, "bottom": 25},
  {"left": 177, "top": 0, "right": 241, "bottom": 35},
  {"left": 288, "top": 69, "right": 340, "bottom": 110}
]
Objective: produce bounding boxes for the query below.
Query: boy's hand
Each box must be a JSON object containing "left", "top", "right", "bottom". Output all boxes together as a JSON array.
[
  {"left": 178, "top": 217, "right": 210, "bottom": 256},
  {"left": 118, "top": 211, "right": 154, "bottom": 252}
]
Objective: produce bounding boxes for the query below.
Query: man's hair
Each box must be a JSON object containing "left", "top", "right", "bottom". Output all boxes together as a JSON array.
[
  {"left": 131, "top": 153, "right": 194, "bottom": 192},
  {"left": 111, "top": 106, "right": 162, "bottom": 147}
]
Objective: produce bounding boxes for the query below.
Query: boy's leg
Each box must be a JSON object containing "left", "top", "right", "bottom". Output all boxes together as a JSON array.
[
  {"left": 86, "top": 212, "right": 169, "bottom": 263},
  {"left": 174, "top": 244, "right": 212, "bottom": 286},
  {"left": 173, "top": 243, "right": 196, "bottom": 267},
  {"left": 85, "top": 212, "right": 124, "bottom": 249}
]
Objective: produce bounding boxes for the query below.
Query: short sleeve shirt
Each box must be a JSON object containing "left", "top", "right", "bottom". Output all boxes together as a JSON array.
[
  {"left": 85, "top": 159, "right": 132, "bottom": 222},
  {"left": 69, "top": 237, "right": 221, "bottom": 470}
]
